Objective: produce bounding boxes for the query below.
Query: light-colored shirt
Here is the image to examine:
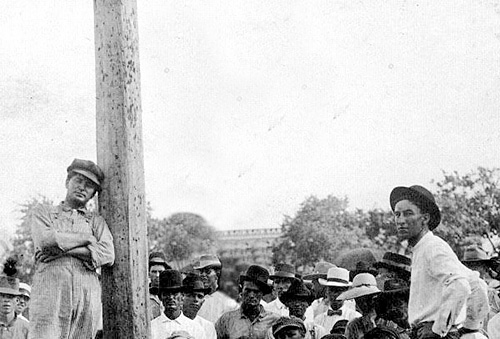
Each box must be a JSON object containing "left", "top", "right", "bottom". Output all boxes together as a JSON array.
[
  {"left": 198, "top": 291, "right": 239, "bottom": 323},
  {"left": 194, "top": 316, "right": 216, "bottom": 339},
  {"left": 310, "top": 298, "right": 329, "bottom": 318},
  {"left": 0, "top": 314, "right": 29, "bottom": 339},
  {"left": 265, "top": 298, "right": 288, "bottom": 317},
  {"left": 313, "top": 304, "right": 361, "bottom": 333},
  {"left": 215, "top": 305, "right": 280, "bottom": 339},
  {"left": 410, "top": 231, "right": 489, "bottom": 336},
  {"left": 151, "top": 313, "right": 206, "bottom": 339}
]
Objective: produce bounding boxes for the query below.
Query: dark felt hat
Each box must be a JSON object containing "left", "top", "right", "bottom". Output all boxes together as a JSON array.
[
  {"left": 239, "top": 265, "right": 273, "bottom": 294},
  {"left": 149, "top": 251, "right": 172, "bottom": 270},
  {"left": 280, "top": 279, "right": 315, "bottom": 305},
  {"left": 182, "top": 273, "right": 211, "bottom": 294},
  {"left": 390, "top": 185, "right": 441, "bottom": 230},
  {"left": 270, "top": 263, "right": 298, "bottom": 281},
  {"left": 303, "top": 262, "right": 336, "bottom": 281},
  {"left": 67, "top": 158, "right": 105, "bottom": 189},
  {"left": 381, "top": 278, "right": 409, "bottom": 296},
  {"left": 272, "top": 317, "right": 306, "bottom": 337},
  {"left": 152, "top": 269, "right": 184, "bottom": 294},
  {"left": 374, "top": 252, "right": 411, "bottom": 274}
]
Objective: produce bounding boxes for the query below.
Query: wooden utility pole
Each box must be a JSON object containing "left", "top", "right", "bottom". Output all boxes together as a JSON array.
[{"left": 94, "top": 1, "right": 149, "bottom": 338}]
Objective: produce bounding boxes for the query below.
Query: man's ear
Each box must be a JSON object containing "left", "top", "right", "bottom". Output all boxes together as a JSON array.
[{"left": 422, "top": 213, "right": 431, "bottom": 228}]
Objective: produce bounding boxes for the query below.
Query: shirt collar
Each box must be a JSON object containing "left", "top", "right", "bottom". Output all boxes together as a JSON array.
[
  {"left": 59, "top": 201, "right": 90, "bottom": 216},
  {"left": 160, "top": 312, "right": 184, "bottom": 324},
  {"left": 0, "top": 313, "right": 18, "bottom": 328},
  {"left": 239, "top": 305, "right": 266, "bottom": 320},
  {"left": 412, "top": 230, "right": 433, "bottom": 251}
]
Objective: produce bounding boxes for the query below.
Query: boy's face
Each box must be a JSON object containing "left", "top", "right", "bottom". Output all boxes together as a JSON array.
[{"left": 0, "top": 293, "right": 18, "bottom": 316}]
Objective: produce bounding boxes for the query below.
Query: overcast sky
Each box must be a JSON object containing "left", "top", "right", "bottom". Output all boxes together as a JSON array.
[{"left": 1, "top": 0, "right": 500, "bottom": 240}]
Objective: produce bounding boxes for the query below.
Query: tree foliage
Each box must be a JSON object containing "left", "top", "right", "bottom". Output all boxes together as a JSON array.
[
  {"left": 272, "top": 195, "right": 382, "bottom": 270},
  {"left": 5, "top": 196, "right": 55, "bottom": 283},
  {"left": 148, "top": 212, "right": 218, "bottom": 269},
  {"left": 433, "top": 167, "right": 500, "bottom": 256}
]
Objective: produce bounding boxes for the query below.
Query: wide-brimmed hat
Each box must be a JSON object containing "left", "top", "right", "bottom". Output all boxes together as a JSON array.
[
  {"left": 239, "top": 265, "right": 273, "bottom": 294},
  {"left": 318, "top": 267, "right": 351, "bottom": 287},
  {"left": 272, "top": 317, "right": 306, "bottom": 337},
  {"left": 374, "top": 252, "right": 411, "bottom": 274},
  {"left": 149, "top": 251, "right": 172, "bottom": 270},
  {"left": 270, "top": 263, "right": 298, "bottom": 281},
  {"left": 390, "top": 185, "right": 441, "bottom": 230},
  {"left": 337, "top": 273, "right": 380, "bottom": 300},
  {"left": 280, "top": 279, "right": 315, "bottom": 305},
  {"left": 303, "top": 262, "right": 336, "bottom": 281},
  {"left": 151, "top": 269, "right": 184, "bottom": 294},
  {"left": 193, "top": 254, "right": 222, "bottom": 270},
  {"left": 0, "top": 275, "right": 21, "bottom": 296},
  {"left": 67, "top": 158, "right": 104, "bottom": 189},
  {"left": 462, "top": 246, "right": 492, "bottom": 264},
  {"left": 182, "top": 273, "right": 210, "bottom": 294}
]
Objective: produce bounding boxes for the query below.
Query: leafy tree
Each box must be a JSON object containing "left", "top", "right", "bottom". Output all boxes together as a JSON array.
[
  {"left": 148, "top": 212, "right": 218, "bottom": 269},
  {"left": 433, "top": 167, "right": 500, "bottom": 256},
  {"left": 272, "top": 195, "right": 375, "bottom": 270},
  {"left": 5, "top": 197, "right": 54, "bottom": 283}
]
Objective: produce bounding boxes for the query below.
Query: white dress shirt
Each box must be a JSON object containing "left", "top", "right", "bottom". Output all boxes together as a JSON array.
[
  {"left": 264, "top": 297, "right": 289, "bottom": 317},
  {"left": 197, "top": 291, "right": 239, "bottom": 323},
  {"left": 313, "top": 304, "right": 361, "bottom": 333},
  {"left": 410, "top": 231, "right": 489, "bottom": 336},
  {"left": 194, "top": 315, "right": 216, "bottom": 339},
  {"left": 151, "top": 312, "right": 206, "bottom": 339}
]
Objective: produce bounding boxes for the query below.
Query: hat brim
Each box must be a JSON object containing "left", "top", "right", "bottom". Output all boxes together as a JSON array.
[
  {"left": 0, "top": 287, "right": 21, "bottom": 296},
  {"left": 374, "top": 261, "right": 411, "bottom": 273},
  {"left": 381, "top": 288, "right": 409, "bottom": 296},
  {"left": 273, "top": 323, "right": 305, "bottom": 336},
  {"left": 150, "top": 286, "right": 184, "bottom": 295},
  {"left": 318, "top": 278, "right": 351, "bottom": 287},
  {"left": 184, "top": 287, "right": 211, "bottom": 294},
  {"left": 71, "top": 169, "right": 101, "bottom": 187},
  {"left": 390, "top": 186, "right": 441, "bottom": 230},
  {"left": 239, "top": 276, "right": 273, "bottom": 294},
  {"left": 337, "top": 286, "right": 380, "bottom": 300},
  {"left": 302, "top": 273, "right": 326, "bottom": 281},
  {"left": 270, "top": 273, "right": 298, "bottom": 280},
  {"left": 281, "top": 294, "right": 315, "bottom": 305},
  {"left": 149, "top": 261, "right": 172, "bottom": 269},
  {"left": 193, "top": 263, "right": 222, "bottom": 270}
]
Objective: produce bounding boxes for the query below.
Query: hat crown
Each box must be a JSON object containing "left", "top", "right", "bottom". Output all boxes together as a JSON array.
[
  {"left": 463, "top": 246, "right": 490, "bottom": 261},
  {"left": 274, "top": 263, "right": 295, "bottom": 275},
  {"left": 381, "top": 252, "right": 411, "bottom": 266},
  {"left": 312, "top": 262, "right": 336, "bottom": 274},
  {"left": 272, "top": 317, "right": 306, "bottom": 336},
  {"left": 241, "top": 265, "right": 271, "bottom": 286},
  {"left": 67, "top": 158, "right": 104, "bottom": 186},
  {"left": 0, "top": 276, "right": 20, "bottom": 295},
  {"left": 283, "top": 279, "right": 312, "bottom": 298},
  {"left": 382, "top": 278, "right": 409, "bottom": 292},
  {"left": 326, "top": 267, "right": 350, "bottom": 282},
  {"left": 194, "top": 254, "right": 221, "bottom": 270},
  {"left": 352, "top": 273, "right": 377, "bottom": 287},
  {"left": 158, "top": 269, "right": 184, "bottom": 289},
  {"left": 182, "top": 274, "right": 207, "bottom": 292}
]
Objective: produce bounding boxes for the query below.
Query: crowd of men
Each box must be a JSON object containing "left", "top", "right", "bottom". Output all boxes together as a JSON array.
[{"left": 1, "top": 160, "right": 500, "bottom": 339}]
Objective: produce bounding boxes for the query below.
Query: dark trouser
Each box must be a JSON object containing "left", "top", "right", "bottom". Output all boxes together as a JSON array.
[{"left": 411, "top": 322, "right": 460, "bottom": 339}]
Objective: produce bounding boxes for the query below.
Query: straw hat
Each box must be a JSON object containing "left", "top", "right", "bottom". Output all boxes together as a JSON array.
[
  {"left": 318, "top": 267, "right": 351, "bottom": 287},
  {"left": 337, "top": 273, "right": 380, "bottom": 300}
]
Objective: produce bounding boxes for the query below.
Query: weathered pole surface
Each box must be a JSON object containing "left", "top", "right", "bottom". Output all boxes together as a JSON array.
[{"left": 94, "top": 1, "right": 149, "bottom": 338}]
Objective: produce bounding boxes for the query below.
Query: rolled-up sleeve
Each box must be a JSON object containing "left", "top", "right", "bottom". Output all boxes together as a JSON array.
[{"left": 87, "top": 215, "right": 115, "bottom": 269}]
